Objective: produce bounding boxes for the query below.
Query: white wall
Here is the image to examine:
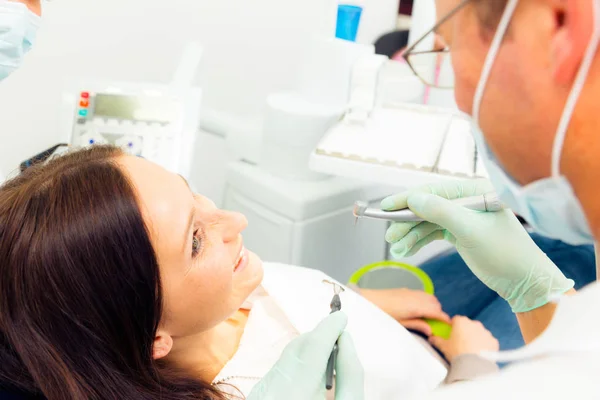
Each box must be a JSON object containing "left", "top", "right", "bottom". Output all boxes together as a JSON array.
[
  {"left": 348, "top": 0, "right": 400, "bottom": 45},
  {"left": 0, "top": 0, "right": 338, "bottom": 174}
]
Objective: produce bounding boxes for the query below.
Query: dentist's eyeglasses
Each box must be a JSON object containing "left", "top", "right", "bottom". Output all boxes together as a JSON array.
[{"left": 402, "top": 0, "right": 471, "bottom": 89}]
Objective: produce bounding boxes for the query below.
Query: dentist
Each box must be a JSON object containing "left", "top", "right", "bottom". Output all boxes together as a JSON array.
[{"left": 380, "top": 0, "right": 600, "bottom": 397}]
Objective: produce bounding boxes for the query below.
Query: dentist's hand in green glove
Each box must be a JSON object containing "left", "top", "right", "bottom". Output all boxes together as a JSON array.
[
  {"left": 247, "top": 311, "right": 364, "bottom": 400},
  {"left": 381, "top": 179, "right": 574, "bottom": 313}
]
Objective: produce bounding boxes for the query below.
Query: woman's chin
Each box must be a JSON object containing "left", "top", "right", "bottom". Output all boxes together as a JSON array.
[
  {"left": 234, "top": 251, "right": 264, "bottom": 293},
  {"left": 247, "top": 251, "right": 264, "bottom": 286}
]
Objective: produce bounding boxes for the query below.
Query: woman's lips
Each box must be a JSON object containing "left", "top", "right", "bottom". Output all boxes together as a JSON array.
[{"left": 234, "top": 247, "right": 249, "bottom": 273}]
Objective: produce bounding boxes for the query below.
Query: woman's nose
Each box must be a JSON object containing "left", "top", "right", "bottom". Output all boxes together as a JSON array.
[{"left": 219, "top": 210, "right": 248, "bottom": 243}]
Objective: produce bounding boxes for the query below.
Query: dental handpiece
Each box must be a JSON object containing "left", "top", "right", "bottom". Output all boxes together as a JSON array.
[{"left": 353, "top": 192, "right": 506, "bottom": 222}]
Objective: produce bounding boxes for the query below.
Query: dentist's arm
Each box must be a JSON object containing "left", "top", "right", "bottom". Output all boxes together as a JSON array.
[
  {"left": 516, "top": 292, "right": 575, "bottom": 343},
  {"left": 247, "top": 312, "right": 364, "bottom": 400},
  {"left": 381, "top": 180, "right": 574, "bottom": 343}
]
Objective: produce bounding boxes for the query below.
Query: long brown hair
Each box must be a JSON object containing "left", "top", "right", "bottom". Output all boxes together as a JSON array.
[{"left": 0, "top": 146, "right": 226, "bottom": 399}]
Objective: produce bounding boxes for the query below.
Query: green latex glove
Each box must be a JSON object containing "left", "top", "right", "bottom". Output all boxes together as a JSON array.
[
  {"left": 247, "top": 312, "right": 364, "bottom": 400},
  {"left": 381, "top": 179, "right": 574, "bottom": 313}
]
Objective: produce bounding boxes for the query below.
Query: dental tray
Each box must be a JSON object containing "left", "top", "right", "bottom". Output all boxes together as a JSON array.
[{"left": 309, "top": 103, "right": 488, "bottom": 188}]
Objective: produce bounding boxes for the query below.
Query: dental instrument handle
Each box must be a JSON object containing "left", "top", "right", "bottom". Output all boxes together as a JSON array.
[
  {"left": 326, "top": 294, "right": 342, "bottom": 391},
  {"left": 326, "top": 343, "right": 338, "bottom": 390},
  {"left": 358, "top": 192, "right": 506, "bottom": 222},
  {"left": 330, "top": 294, "right": 342, "bottom": 312}
]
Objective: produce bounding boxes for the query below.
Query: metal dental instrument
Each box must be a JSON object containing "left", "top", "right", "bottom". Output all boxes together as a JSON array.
[
  {"left": 353, "top": 192, "right": 506, "bottom": 223},
  {"left": 322, "top": 280, "right": 345, "bottom": 391}
]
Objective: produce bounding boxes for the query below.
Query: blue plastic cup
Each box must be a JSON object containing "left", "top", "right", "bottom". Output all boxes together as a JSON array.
[{"left": 336, "top": 5, "right": 363, "bottom": 42}]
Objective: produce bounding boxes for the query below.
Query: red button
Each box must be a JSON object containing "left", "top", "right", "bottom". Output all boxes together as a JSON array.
[
  {"left": 80, "top": 100, "right": 89, "bottom": 107},
  {"left": 81, "top": 92, "right": 90, "bottom": 99}
]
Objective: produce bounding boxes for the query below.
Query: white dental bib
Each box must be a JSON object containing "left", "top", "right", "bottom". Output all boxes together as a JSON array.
[{"left": 214, "top": 263, "right": 447, "bottom": 399}]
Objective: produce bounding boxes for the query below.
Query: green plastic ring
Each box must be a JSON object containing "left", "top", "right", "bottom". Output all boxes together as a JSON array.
[
  {"left": 349, "top": 261, "right": 452, "bottom": 339},
  {"left": 348, "top": 260, "right": 435, "bottom": 295}
]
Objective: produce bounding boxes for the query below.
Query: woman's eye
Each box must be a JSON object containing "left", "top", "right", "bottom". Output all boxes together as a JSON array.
[{"left": 192, "top": 232, "right": 201, "bottom": 257}]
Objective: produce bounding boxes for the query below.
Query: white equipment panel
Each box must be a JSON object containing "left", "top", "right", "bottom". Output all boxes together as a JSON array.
[
  {"left": 63, "top": 81, "right": 202, "bottom": 178},
  {"left": 222, "top": 161, "right": 393, "bottom": 282},
  {"left": 310, "top": 103, "right": 488, "bottom": 188}
]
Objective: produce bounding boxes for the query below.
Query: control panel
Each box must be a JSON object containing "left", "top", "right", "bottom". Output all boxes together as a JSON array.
[{"left": 64, "top": 81, "right": 202, "bottom": 178}]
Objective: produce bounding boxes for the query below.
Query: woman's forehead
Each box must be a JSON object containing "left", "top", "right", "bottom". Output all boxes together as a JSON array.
[{"left": 117, "top": 156, "right": 192, "bottom": 239}]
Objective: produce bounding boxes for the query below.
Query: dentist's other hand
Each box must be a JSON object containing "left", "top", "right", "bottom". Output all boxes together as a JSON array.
[
  {"left": 247, "top": 312, "right": 364, "bottom": 400},
  {"left": 381, "top": 179, "right": 574, "bottom": 313}
]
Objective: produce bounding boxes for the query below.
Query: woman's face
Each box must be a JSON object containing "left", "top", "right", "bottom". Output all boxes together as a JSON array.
[{"left": 119, "top": 156, "right": 264, "bottom": 338}]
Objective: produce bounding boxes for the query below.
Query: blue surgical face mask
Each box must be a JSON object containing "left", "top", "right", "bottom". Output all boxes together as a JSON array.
[
  {"left": 471, "top": 0, "right": 600, "bottom": 246},
  {"left": 0, "top": 1, "right": 41, "bottom": 81}
]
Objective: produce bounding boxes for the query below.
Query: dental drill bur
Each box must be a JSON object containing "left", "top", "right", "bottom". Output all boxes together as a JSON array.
[{"left": 353, "top": 192, "right": 506, "bottom": 223}]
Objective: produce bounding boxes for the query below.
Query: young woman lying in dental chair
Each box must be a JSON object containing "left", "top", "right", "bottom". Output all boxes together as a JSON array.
[{"left": 0, "top": 146, "right": 498, "bottom": 400}]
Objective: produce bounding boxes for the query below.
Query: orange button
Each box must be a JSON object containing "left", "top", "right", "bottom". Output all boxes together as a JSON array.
[{"left": 80, "top": 100, "right": 89, "bottom": 107}]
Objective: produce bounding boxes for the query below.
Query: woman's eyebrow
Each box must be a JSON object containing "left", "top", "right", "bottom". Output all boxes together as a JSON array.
[
  {"left": 178, "top": 174, "right": 195, "bottom": 253},
  {"left": 182, "top": 208, "right": 195, "bottom": 253}
]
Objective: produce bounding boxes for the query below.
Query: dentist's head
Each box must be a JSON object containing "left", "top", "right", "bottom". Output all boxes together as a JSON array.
[
  {"left": 437, "top": 0, "right": 600, "bottom": 244},
  {"left": 0, "top": 0, "right": 42, "bottom": 81}
]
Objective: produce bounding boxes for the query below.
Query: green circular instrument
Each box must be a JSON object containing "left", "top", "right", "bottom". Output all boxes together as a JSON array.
[{"left": 349, "top": 261, "right": 452, "bottom": 339}]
